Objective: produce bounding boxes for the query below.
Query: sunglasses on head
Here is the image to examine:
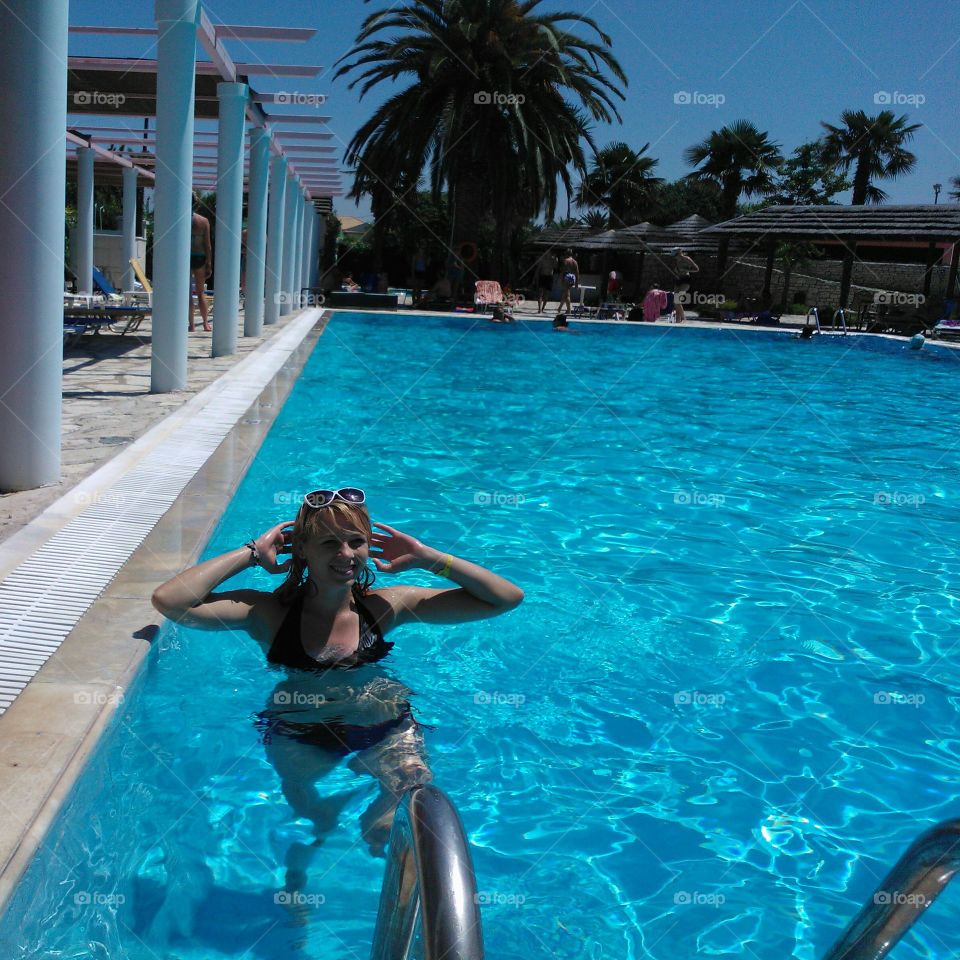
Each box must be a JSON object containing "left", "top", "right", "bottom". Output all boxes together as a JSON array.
[{"left": 302, "top": 487, "right": 366, "bottom": 509}]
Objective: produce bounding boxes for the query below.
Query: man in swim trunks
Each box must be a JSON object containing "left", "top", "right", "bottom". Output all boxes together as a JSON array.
[
  {"left": 559, "top": 248, "right": 579, "bottom": 314},
  {"left": 536, "top": 249, "right": 556, "bottom": 313},
  {"left": 152, "top": 488, "right": 523, "bottom": 892},
  {"left": 671, "top": 248, "right": 699, "bottom": 324},
  {"left": 189, "top": 200, "right": 213, "bottom": 333}
]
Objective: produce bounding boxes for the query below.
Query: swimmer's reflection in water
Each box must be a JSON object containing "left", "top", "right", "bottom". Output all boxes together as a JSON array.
[{"left": 152, "top": 487, "right": 524, "bottom": 895}]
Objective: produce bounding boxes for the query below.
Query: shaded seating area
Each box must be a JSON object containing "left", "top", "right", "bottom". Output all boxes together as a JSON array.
[{"left": 702, "top": 205, "right": 960, "bottom": 317}]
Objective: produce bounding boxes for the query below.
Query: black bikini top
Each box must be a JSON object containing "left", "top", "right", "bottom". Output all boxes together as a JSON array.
[{"left": 267, "top": 588, "right": 393, "bottom": 671}]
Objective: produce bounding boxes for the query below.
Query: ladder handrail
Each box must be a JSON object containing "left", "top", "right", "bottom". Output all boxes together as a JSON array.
[
  {"left": 823, "top": 818, "right": 960, "bottom": 960},
  {"left": 370, "top": 785, "right": 484, "bottom": 960},
  {"left": 805, "top": 306, "right": 821, "bottom": 333},
  {"left": 831, "top": 308, "right": 849, "bottom": 334}
]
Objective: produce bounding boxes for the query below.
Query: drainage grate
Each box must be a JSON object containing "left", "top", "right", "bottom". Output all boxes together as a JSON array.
[{"left": 0, "top": 310, "right": 322, "bottom": 714}]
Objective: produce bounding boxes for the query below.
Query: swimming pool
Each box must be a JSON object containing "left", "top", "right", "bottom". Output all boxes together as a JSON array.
[{"left": 4, "top": 313, "right": 960, "bottom": 959}]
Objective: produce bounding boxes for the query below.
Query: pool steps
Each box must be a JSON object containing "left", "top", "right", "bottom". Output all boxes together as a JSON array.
[
  {"left": 823, "top": 817, "right": 960, "bottom": 959},
  {"left": 371, "top": 785, "right": 484, "bottom": 960}
]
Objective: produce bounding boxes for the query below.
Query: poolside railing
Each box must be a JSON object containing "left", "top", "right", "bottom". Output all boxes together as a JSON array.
[
  {"left": 370, "top": 785, "right": 484, "bottom": 960},
  {"left": 822, "top": 818, "right": 960, "bottom": 960}
]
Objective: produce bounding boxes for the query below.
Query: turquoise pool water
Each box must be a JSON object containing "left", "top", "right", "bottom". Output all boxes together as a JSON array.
[{"left": 5, "top": 313, "right": 960, "bottom": 959}]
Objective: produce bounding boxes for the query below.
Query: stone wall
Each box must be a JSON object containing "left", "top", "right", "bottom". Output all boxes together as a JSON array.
[
  {"left": 731, "top": 255, "right": 952, "bottom": 305},
  {"left": 573, "top": 251, "right": 950, "bottom": 309}
]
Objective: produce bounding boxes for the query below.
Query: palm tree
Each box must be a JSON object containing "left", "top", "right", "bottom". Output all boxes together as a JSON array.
[
  {"left": 580, "top": 209, "right": 610, "bottom": 230},
  {"left": 947, "top": 176, "right": 960, "bottom": 201},
  {"left": 334, "top": 0, "right": 626, "bottom": 291},
  {"left": 684, "top": 119, "right": 783, "bottom": 273},
  {"left": 820, "top": 110, "right": 920, "bottom": 307},
  {"left": 820, "top": 109, "right": 920, "bottom": 204},
  {"left": 575, "top": 141, "right": 661, "bottom": 226}
]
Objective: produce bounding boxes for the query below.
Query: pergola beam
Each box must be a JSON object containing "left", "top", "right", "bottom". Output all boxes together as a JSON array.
[
  {"left": 70, "top": 24, "right": 317, "bottom": 42},
  {"left": 68, "top": 56, "right": 323, "bottom": 77}
]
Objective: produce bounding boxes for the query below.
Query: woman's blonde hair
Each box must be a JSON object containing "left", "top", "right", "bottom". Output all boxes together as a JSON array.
[{"left": 274, "top": 499, "right": 375, "bottom": 605}]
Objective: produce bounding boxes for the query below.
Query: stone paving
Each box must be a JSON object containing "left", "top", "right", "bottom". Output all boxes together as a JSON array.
[{"left": 0, "top": 310, "right": 301, "bottom": 545}]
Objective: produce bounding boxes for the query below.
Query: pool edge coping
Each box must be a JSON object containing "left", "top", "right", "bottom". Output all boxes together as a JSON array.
[{"left": 0, "top": 311, "right": 330, "bottom": 917}]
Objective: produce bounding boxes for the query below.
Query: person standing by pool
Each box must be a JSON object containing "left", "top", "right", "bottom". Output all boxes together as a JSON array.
[
  {"left": 189, "top": 200, "right": 213, "bottom": 333},
  {"left": 151, "top": 488, "right": 523, "bottom": 890},
  {"left": 536, "top": 248, "right": 557, "bottom": 313},
  {"left": 559, "top": 248, "right": 579, "bottom": 314},
  {"left": 671, "top": 248, "right": 699, "bottom": 324}
]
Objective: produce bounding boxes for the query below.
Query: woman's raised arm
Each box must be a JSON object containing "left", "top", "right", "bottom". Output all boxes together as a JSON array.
[
  {"left": 369, "top": 522, "right": 524, "bottom": 626},
  {"left": 151, "top": 521, "right": 292, "bottom": 630}
]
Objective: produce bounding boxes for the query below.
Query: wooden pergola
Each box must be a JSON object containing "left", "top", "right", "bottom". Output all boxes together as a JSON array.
[{"left": 703, "top": 205, "right": 960, "bottom": 306}]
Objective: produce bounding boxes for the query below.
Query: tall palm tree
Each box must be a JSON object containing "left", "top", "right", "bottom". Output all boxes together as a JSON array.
[
  {"left": 334, "top": 0, "right": 626, "bottom": 290},
  {"left": 820, "top": 110, "right": 920, "bottom": 307},
  {"left": 820, "top": 109, "right": 920, "bottom": 204},
  {"left": 684, "top": 119, "right": 783, "bottom": 273},
  {"left": 575, "top": 141, "right": 661, "bottom": 226},
  {"left": 947, "top": 175, "right": 960, "bottom": 201}
]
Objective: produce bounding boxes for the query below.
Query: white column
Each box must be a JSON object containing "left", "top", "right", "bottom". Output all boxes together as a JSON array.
[
  {"left": 310, "top": 207, "right": 323, "bottom": 287},
  {"left": 121, "top": 165, "right": 138, "bottom": 292},
  {"left": 151, "top": 0, "right": 199, "bottom": 393},
  {"left": 0, "top": 0, "right": 68, "bottom": 489},
  {"left": 300, "top": 195, "right": 312, "bottom": 294},
  {"left": 292, "top": 191, "right": 304, "bottom": 305},
  {"left": 316, "top": 212, "right": 327, "bottom": 288},
  {"left": 211, "top": 81, "right": 247, "bottom": 357},
  {"left": 244, "top": 126, "right": 270, "bottom": 336},
  {"left": 77, "top": 147, "right": 94, "bottom": 295},
  {"left": 280, "top": 170, "right": 298, "bottom": 316},
  {"left": 264, "top": 153, "right": 286, "bottom": 325}
]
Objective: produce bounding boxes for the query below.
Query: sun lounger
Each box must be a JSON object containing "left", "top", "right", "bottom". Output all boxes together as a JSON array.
[
  {"left": 474, "top": 280, "right": 505, "bottom": 313},
  {"left": 63, "top": 303, "right": 151, "bottom": 343},
  {"left": 129, "top": 258, "right": 153, "bottom": 308}
]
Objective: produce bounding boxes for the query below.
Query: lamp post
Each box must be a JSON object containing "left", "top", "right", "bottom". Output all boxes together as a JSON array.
[{"left": 934, "top": 183, "right": 942, "bottom": 204}]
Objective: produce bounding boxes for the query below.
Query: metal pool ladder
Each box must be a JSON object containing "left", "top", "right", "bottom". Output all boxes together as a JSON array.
[
  {"left": 822, "top": 818, "right": 960, "bottom": 959},
  {"left": 370, "top": 785, "right": 484, "bottom": 960},
  {"left": 803, "top": 306, "right": 849, "bottom": 335}
]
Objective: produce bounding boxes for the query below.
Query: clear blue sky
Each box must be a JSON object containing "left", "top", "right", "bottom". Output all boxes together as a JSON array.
[{"left": 70, "top": 0, "right": 960, "bottom": 220}]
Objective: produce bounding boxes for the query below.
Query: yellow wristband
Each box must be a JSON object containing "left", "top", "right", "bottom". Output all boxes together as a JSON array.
[{"left": 439, "top": 553, "right": 454, "bottom": 578}]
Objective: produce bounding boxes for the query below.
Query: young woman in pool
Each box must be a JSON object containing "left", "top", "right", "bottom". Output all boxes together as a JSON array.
[{"left": 151, "top": 487, "right": 523, "bottom": 888}]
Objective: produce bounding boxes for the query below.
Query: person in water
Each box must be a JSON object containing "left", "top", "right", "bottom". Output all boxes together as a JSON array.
[{"left": 151, "top": 488, "right": 523, "bottom": 892}]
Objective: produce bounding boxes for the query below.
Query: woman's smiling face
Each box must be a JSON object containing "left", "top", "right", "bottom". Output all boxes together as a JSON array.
[{"left": 300, "top": 515, "right": 370, "bottom": 585}]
